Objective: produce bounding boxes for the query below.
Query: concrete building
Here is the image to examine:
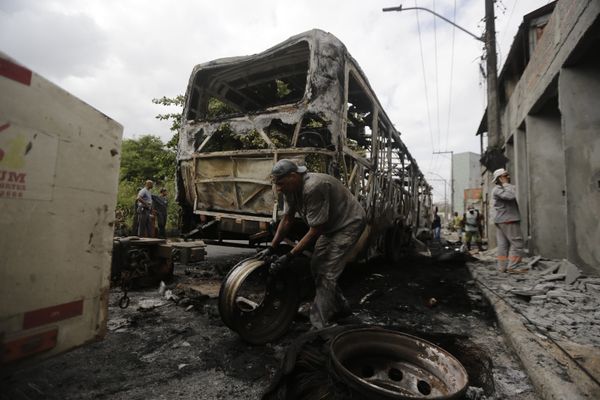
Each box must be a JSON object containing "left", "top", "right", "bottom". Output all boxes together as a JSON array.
[
  {"left": 452, "top": 152, "right": 481, "bottom": 215},
  {"left": 477, "top": 0, "right": 600, "bottom": 274}
]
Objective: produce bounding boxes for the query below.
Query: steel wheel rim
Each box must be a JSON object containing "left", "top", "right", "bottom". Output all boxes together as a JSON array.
[
  {"left": 219, "top": 256, "right": 301, "bottom": 344},
  {"left": 330, "top": 328, "right": 469, "bottom": 399}
]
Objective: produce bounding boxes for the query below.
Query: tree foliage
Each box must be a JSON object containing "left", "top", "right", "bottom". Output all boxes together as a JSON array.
[
  {"left": 114, "top": 96, "right": 186, "bottom": 235},
  {"left": 120, "top": 135, "right": 176, "bottom": 183},
  {"left": 152, "top": 95, "right": 185, "bottom": 150}
]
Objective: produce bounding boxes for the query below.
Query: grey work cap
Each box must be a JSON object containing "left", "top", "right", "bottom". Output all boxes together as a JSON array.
[{"left": 271, "top": 159, "right": 307, "bottom": 177}]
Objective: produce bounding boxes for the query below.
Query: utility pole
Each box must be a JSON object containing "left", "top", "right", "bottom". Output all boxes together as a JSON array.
[
  {"left": 484, "top": 0, "right": 501, "bottom": 147},
  {"left": 433, "top": 150, "right": 454, "bottom": 215},
  {"left": 427, "top": 174, "right": 448, "bottom": 222}
]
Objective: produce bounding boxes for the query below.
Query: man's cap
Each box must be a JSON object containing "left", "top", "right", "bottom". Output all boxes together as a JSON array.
[
  {"left": 492, "top": 168, "right": 508, "bottom": 183},
  {"left": 271, "top": 159, "right": 307, "bottom": 177},
  {"left": 146, "top": 180, "right": 154, "bottom": 185}
]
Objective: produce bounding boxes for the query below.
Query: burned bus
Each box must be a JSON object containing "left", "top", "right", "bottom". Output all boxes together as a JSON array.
[{"left": 176, "top": 29, "right": 431, "bottom": 258}]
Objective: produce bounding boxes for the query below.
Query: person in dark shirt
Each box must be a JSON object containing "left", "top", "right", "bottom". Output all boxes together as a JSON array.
[{"left": 152, "top": 188, "right": 168, "bottom": 238}]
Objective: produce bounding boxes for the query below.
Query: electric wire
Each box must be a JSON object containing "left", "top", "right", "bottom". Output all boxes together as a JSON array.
[
  {"left": 499, "top": 0, "right": 517, "bottom": 66},
  {"left": 432, "top": 0, "right": 441, "bottom": 152},
  {"left": 414, "top": 0, "right": 435, "bottom": 173},
  {"left": 444, "top": 0, "right": 457, "bottom": 153}
]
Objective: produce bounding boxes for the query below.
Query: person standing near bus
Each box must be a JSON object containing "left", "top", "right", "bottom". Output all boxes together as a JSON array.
[
  {"left": 136, "top": 180, "right": 154, "bottom": 237},
  {"left": 153, "top": 188, "right": 168, "bottom": 238},
  {"left": 261, "top": 159, "right": 366, "bottom": 329},
  {"left": 431, "top": 209, "right": 441, "bottom": 241},
  {"left": 492, "top": 168, "right": 525, "bottom": 273}
]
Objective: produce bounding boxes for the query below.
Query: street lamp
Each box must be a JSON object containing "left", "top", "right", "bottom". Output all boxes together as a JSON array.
[
  {"left": 383, "top": 2, "right": 501, "bottom": 147},
  {"left": 382, "top": 5, "right": 484, "bottom": 42}
]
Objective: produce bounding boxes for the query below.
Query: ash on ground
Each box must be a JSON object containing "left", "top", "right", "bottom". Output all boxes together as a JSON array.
[{"left": 2, "top": 245, "right": 539, "bottom": 400}]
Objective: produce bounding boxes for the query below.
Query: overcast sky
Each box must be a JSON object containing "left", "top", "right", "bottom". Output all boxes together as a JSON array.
[{"left": 1, "top": 0, "right": 551, "bottom": 201}]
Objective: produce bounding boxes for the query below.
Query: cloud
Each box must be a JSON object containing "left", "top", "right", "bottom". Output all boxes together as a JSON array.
[
  {"left": 0, "top": 4, "right": 110, "bottom": 80},
  {"left": 1, "top": 0, "right": 550, "bottom": 201}
]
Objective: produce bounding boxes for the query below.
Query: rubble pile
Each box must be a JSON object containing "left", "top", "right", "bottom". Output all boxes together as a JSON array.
[{"left": 471, "top": 256, "right": 600, "bottom": 347}]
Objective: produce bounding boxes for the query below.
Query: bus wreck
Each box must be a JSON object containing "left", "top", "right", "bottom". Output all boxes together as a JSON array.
[
  {"left": 176, "top": 29, "right": 432, "bottom": 343},
  {"left": 177, "top": 29, "right": 431, "bottom": 255}
]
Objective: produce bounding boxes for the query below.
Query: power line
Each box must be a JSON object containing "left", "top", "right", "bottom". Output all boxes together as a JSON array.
[
  {"left": 499, "top": 0, "right": 517, "bottom": 66},
  {"left": 432, "top": 0, "right": 441, "bottom": 151},
  {"left": 444, "top": 0, "right": 457, "bottom": 152},
  {"left": 414, "top": 0, "right": 435, "bottom": 160}
]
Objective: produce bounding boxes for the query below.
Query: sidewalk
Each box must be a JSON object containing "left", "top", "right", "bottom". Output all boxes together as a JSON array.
[{"left": 467, "top": 253, "right": 600, "bottom": 400}]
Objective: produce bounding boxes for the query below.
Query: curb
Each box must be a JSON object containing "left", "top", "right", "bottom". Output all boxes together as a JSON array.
[{"left": 470, "top": 267, "right": 600, "bottom": 400}]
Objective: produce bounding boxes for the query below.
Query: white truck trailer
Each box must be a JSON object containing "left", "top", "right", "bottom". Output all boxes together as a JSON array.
[{"left": 0, "top": 53, "right": 123, "bottom": 368}]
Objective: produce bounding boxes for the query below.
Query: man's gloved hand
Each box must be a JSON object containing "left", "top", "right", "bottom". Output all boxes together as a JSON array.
[
  {"left": 269, "top": 252, "right": 294, "bottom": 274},
  {"left": 257, "top": 246, "right": 274, "bottom": 259}
]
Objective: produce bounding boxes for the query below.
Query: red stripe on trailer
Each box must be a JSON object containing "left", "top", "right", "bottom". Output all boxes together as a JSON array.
[
  {"left": 23, "top": 299, "right": 84, "bottom": 329},
  {"left": 0, "top": 123, "right": 9, "bottom": 133},
  {"left": 1, "top": 329, "right": 58, "bottom": 364},
  {"left": 0, "top": 57, "right": 32, "bottom": 86}
]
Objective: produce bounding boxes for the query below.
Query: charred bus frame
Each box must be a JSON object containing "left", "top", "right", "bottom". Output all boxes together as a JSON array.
[{"left": 176, "top": 29, "right": 431, "bottom": 256}]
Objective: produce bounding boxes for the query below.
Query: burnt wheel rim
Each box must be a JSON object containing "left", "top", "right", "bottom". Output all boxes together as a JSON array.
[
  {"left": 218, "top": 257, "right": 301, "bottom": 344},
  {"left": 330, "top": 328, "right": 468, "bottom": 399}
]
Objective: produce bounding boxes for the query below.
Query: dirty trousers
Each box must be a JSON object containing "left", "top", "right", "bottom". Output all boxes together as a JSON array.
[
  {"left": 137, "top": 209, "right": 152, "bottom": 237},
  {"left": 309, "top": 219, "right": 365, "bottom": 329},
  {"left": 495, "top": 222, "right": 524, "bottom": 270}
]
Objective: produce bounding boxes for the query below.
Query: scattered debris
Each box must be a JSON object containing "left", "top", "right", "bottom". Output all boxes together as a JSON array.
[
  {"left": 526, "top": 255, "right": 542, "bottom": 269},
  {"left": 559, "top": 259, "right": 582, "bottom": 285},
  {"left": 359, "top": 289, "right": 384, "bottom": 305},
  {"left": 538, "top": 260, "right": 561, "bottom": 275},
  {"left": 470, "top": 254, "right": 600, "bottom": 359},
  {"left": 164, "top": 289, "right": 180, "bottom": 302},
  {"left": 540, "top": 273, "right": 567, "bottom": 282},
  {"left": 107, "top": 317, "right": 130, "bottom": 331},
  {"left": 138, "top": 298, "right": 169, "bottom": 310}
]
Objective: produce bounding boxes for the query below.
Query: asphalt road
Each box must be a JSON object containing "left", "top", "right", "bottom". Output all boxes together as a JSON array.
[{"left": 1, "top": 244, "right": 540, "bottom": 400}]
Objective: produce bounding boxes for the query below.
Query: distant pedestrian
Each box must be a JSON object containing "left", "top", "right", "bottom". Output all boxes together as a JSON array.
[
  {"left": 432, "top": 209, "right": 441, "bottom": 241},
  {"left": 492, "top": 169, "right": 525, "bottom": 273},
  {"left": 136, "top": 180, "right": 154, "bottom": 237},
  {"left": 452, "top": 212, "right": 463, "bottom": 242},
  {"left": 463, "top": 206, "right": 483, "bottom": 252},
  {"left": 153, "top": 188, "right": 168, "bottom": 238}
]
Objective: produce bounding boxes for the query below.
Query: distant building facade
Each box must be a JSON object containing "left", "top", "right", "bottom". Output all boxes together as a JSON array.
[
  {"left": 476, "top": 1, "right": 600, "bottom": 274},
  {"left": 452, "top": 152, "right": 480, "bottom": 215}
]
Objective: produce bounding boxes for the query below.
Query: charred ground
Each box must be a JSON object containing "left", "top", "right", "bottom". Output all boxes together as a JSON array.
[{"left": 2, "top": 246, "right": 538, "bottom": 400}]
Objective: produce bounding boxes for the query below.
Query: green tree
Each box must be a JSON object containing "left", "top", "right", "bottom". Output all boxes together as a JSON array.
[
  {"left": 120, "top": 135, "right": 176, "bottom": 183},
  {"left": 152, "top": 95, "right": 185, "bottom": 150}
]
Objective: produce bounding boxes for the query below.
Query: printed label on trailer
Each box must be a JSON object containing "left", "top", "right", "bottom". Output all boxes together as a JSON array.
[{"left": 0, "top": 121, "right": 58, "bottom": 200}]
